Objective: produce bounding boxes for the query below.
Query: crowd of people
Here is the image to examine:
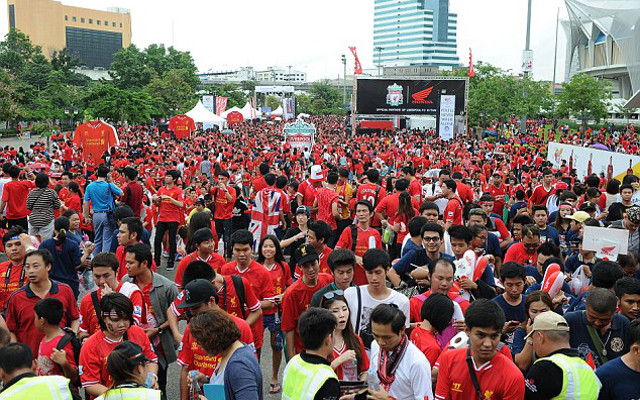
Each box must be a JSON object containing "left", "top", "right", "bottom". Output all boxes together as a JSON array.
[{"left": 0, "top": 115, "right": 639, "bottom": 400}]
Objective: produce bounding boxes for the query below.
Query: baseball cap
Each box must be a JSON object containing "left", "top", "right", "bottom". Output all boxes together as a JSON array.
[
  {"left": 176, "top": 279, "right": 216, "bottom": 309},
  {"left": 627, "top": 206, "right": 640, "bottom": 224},
  {"left": 568, "top": 211, "right": 590, "bottom": 223},
  {"left": 295, "top": 205, "right": 311, "bottom": 216},
  {"left": 579, "top": 201, "right": 596, "bottom": 212},
  {"left": 195, "top": 197, "right": 205, "bottom": 206},
  {"left": 192, "top": 228, "right": 213, "bottom": 245},
  {"left": 309, "top": 165, "right": 325, "bottom": 182},
  {"left": 113, "top": 340, "right": 152, "bottom": 364},
  {"left": 295, "top": 244, "right": 319, "bottom": 267},
  {"left": 524, "top": 311, "right": 570, "bottom": 339}
]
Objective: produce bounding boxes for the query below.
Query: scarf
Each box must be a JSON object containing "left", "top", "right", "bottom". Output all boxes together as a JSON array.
[{"left": 377, "top": 334, "right": 409, "bottom": 392}]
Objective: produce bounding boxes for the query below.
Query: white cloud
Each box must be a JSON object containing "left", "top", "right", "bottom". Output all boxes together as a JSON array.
[{"left": 0, "top": 0, "right": 567, "bottom": 82}]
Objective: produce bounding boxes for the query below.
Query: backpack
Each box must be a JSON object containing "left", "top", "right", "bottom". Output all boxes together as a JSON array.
[
  {"left": 222, "top": 275, "right": 247, "bottom": 319},
  {"left": 349, "top": 224, "right": 358, "bottom": 252},
  {"left": 56, "top": 327, "right": 82, "bottom": 386}
]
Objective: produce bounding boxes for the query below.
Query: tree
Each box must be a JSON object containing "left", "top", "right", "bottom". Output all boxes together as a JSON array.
[
  {"left": 82, "top": 82, "right": 155, "bottom": 123},
  {"left": 109, "top": 45, "right": 154, "bottom": 89},
  {"left": 145, "top": 69, "right": 198, "bottom": 117},
  {"left": 0, "top": 29, "right": 41, "bottom": 75},
  {"left": 305, "top": 81, "right": 345, "bottom": 115},
  {"left": 0, "top": 70, "right": 21, "bottom": 123},
  {"left": 266, "top": 95, "right": 281, "bottom": 111},
  {"left": 557, "top": 73, "right": 611, "bottom": 130}
]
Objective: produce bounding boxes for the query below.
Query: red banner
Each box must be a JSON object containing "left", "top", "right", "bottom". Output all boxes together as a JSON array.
[
  {"left": 349, "top": 46, "right": 363, "bottom": 75},
  {"left": 468, "top": 48, "right": 475, "bottom": 77},
  {"left": 226, "top": 111, "right": 244, "bottom": 125},
  {"left": 72, "top": 120, "right": 118, "bottom": 164},
  {"left": 168, "top": 114, "right": 196, "bottom": 139},
  {"left": 216, "top": 97, "right": 228, "bottom": 116}
]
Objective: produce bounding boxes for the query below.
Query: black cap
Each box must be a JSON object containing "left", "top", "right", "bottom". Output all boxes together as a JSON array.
[
  {"left": 580, "top": 201, "right": 596, "bottom": 212},
  {"left": 176, "top": 279, "right": 216, "bottom": 309},
  {"left": 195, "top": 197, "right": 205, "bottom": 206},
  {"left": 192, "top": 228, "right": 213, "bottom": 245},
  {"left": 113, "top": 340, "right": 151, "bottom": 364},
  {"left": 295, "top": 244, "right": 319, "bottom": 267},
  {"left": 295, "top": 205, "right": 311, "bottom": 216}
]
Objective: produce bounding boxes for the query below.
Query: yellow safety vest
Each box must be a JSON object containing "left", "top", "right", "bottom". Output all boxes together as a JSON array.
[
  {"left": 0, "top": 375, "right": 72, "bottom": 400},
  {"left": 96, "top": 387, "right": 161, "bottom": 400},
  {"left": 282, "top": 354, "right": 338, "bottom": 400},
  {"left": 535, "top": 353, "right": 601, "bottom": 400}
]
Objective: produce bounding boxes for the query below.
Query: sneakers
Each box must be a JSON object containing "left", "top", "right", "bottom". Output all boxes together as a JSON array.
[
  {"left": 162, "top": 251, "right": 169, "bottom": 258},
  {"left": 167, "top": 265, "right": 175, "bottom": 271}
]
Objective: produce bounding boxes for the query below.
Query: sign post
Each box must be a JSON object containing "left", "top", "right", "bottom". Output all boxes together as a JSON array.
[{"left": 437, "top": 94, "right": 455, "bottom": 140}]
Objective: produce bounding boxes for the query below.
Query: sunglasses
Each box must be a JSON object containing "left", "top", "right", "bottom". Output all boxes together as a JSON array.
[{"left": 323, "top": 290, "right": 344, "bottom": 300}]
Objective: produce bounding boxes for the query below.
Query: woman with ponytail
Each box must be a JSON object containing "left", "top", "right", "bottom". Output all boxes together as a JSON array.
[{"left": 38, "top": 216, "right": 92, "bottom": 299}]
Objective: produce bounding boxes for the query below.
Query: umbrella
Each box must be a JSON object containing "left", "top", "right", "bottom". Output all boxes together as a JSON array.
[{"left": 591, "top": 143, "right": 609, "bottom": 150}]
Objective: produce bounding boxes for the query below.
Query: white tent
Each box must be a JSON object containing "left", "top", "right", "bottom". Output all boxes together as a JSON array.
[
  {"left": 186, "top": 100, "right": 226, "bottom": 129},
  {"left": 241, "top": 102, "right": 262, "bottom": 119},
  {"left": 270, "top": 106, "right": 283, "bottom": 116},
  {"left": 221, "top": 106, "right": 243, "bottom": 119}
]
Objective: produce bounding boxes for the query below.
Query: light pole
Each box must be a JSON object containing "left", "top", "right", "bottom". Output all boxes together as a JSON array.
[
  {"left": 341, "top": 54, "right": 347, "bottom": 105},
  {"left": 551, "top": 7, "right": 560, "bottom": 95},
  {"left": 521, "top": 0, "right": 532, "bottom": 135}
]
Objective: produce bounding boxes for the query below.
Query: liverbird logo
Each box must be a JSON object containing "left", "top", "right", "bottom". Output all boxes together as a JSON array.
[
  {"left": 411, "top": 87, "right": 434, "bottom": 104},
  {"left": 386, "top": 83, "right": 404, "bottom": 106}
]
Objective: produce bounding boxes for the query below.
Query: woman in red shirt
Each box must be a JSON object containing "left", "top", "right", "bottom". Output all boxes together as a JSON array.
[
  {"left": 321, "top": 292, "right": 369, "bottom": 381},
  {"left": 390, "top": 192, "right": 417, "bottom": 257}
]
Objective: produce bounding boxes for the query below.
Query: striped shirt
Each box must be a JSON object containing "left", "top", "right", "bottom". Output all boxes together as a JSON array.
[{"left": 26, "top": 188, "right": 61, "bottom": 228}]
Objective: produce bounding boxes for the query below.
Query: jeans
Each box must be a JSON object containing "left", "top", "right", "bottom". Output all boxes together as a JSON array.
[
  {"left": 154, "top": 221, "right": 179, "bottom": 269},
  {"left": 215, "top": 218, "right": 233, "bottom": 258},
  {"left": 93, "top": 212, "right": 115, "bottom": 256}
]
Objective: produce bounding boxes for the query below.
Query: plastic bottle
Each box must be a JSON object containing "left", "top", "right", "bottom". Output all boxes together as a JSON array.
[
  {"left": 188, "top": 370, "right": 201, "bottom": 400},
  {"left": 342, "top": 358, "right": 358, "bottom": 381}
]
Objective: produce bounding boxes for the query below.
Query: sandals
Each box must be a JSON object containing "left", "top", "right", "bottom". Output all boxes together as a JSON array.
[{"left": 269, "top": 383, "right": 282, "bottom": 394}]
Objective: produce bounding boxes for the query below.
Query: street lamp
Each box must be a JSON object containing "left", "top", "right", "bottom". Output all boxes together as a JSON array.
[
  {"left": 521, "top": 0, "right": 532, "bottom": 135},
  {"left": 341, "top": 54, "right": 347, "bottom": 105}
]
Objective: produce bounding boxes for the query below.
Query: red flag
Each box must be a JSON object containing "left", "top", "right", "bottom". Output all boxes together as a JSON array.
[
  {"left": 215, "top": 97, "right": 228, "bottom": 116},
  {"left": 348, "top": 46, "right": 363, "bottom": 75},
  {"left": 468, "top": 48, "right": 475, "bottom": 77}
]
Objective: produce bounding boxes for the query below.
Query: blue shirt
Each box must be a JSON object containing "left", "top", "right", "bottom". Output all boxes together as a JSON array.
[
  {"left": 84, "top": 180, "right": 123, "bottom": 212},
  {"left": 39, "top": 238, "right": 82, "bottom": 297},
  {"left": 539, "top": 225, "right": 560, "bottom": 247},
  {"left": 492, "top": 294, "right": 527, "bottom": 345},
  {"left": 564, "top": 310, "right": 630, "bottom": 367},
  {"left": 401, "top": 239, "right": 421, "bottom": 257},
  {"left": 223, "top": 344, "right": 263, "bottom": 400},
  {"left": 596, "top": 357, "right": 640, "bottom": 400}
]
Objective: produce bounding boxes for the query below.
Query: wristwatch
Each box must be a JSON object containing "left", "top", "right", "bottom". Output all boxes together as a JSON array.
[{"left": 526, "top": 339, "right": 534, "bottom": 345}]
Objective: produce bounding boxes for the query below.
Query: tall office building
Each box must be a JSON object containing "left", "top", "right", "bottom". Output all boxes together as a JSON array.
[
  {"left": 373, "top": 0, "right": 459, "bottom": 69},
  {"left": 7, "top": 0, "right": 131, "bottom": 69}
]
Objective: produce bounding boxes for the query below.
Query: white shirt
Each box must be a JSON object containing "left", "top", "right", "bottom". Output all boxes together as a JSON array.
[
  {"left": 344, "top": 285, "right": 410, "bottom": 337},
  {"left": 369, "top": 340, "right": 433, "bottom": 400}
]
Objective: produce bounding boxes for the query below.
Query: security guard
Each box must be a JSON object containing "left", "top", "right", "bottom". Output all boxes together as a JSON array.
[
  {"left": 0, "top": 342, "right": 76, "bottom": 400},
  {"left": 282, "top": 308, "right": 340, "bottom": 400},
  {"left": 524, "top": 311, "right": 602, "bottom": 400}
]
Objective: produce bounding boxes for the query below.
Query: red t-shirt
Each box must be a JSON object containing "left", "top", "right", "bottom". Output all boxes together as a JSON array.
[
  {"left": 2, "top": 180, "right": 35, "bottom": 219},
  {"left": 0, "top": 260, "right": 27, "bottom": 310},
  {"left": 174, "top": 251, "right": 226, "bottom": 289},
  {"left": 79, "top": 326, "right": 157, "bottom": 390},
  {"left": 356, "top": 184, "right": 386, "bottom": 227},
  {"left": 63, "top": 147, "right": 73, "bottom": 162},
  {"left": 434, "top": 348, "right": 525, "bottom": 400},
  {"left": 72, "top": 121, "right": 118, "bottom": 164},
  {"left": 168, "top": 115, "right": 196, "bottom": 139},
  {"left": 115, "top": 245, "right": 158, "bottom": 280},
  {"left": 316, "top": 187, "right": 339, "bottom": 229},
  {"left": 293, "top": 246, "right": 333, "bottom": 280},
  {"left": 177, "top": 317, "right": 254, "bottom": 378},
  {"left": 375, "top": 192, "right": 420, "bottom": 220},
  {"left": 5, "top": 281, "right": 80, "bottom": 356},
  {"left": 37, "top": 333, "right": 77, "bottom": 377},
  {"left": 408, "top": 180, "right": 422, "bottom": 203},
  {"left": 212, "top": 187, "right": 236, "bottom": 220},
  {"left": 281, "top": 273, "right": 334, "bottom": 354},
  {"left": 331, "top": 337, "right": 370, "bottom": 380},
  {"left": 264, "top": 261, "right": 292, "bottom": 298},
  {"left": 409, "top": 290, "right": 470, "bottom": 323},
  {"left": 503, "top": 242, "right": 537, "bottom": 266},
  {"left": 79, "top": 282, "right": 144, "bottom": 335},
  {"left": 456, "top": 181, "right": 475, "bottom": 204},
  {"left": 443, "top": 196, "right": 463, "bottom": 226},
  {"left": 529, "top": 185, "right": 555, "bottom": 207},
  {"left": 252, "top": 176, "right": 267, "bottom": 194},
  {"left": 409, "top": 325, "right": 442, "bottom": 367},
  {"left": 485, "top": 183, "right": 507, "bottom": 215},
  {"left": 297, "top": 180, "right": 319, "bottom": 209},
  {"left": 157, "top": 185, "right": 184, "bottom": 223},
  {"left": 335, "top": 226, "right": 382, "bottom": 286}
]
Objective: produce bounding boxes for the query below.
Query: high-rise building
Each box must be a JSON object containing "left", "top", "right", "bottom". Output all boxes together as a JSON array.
[
  {"left": 373, "top": 0, "right": 459, "bottom": 68},
  {"left": 7, "top": 0, "right": 131, "bottom": 69}
]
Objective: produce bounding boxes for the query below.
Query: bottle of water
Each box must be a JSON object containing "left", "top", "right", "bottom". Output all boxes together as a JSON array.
[
  {"left": 342, "top": 358, "right": 358, "bottom": 381},
  {"left": 189, "top": 370, "right": 201, "bottom": 400}
]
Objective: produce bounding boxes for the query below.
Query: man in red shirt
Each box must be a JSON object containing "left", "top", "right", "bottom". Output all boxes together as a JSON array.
[
  {"left": 251, "top": 163, "right": 270, "bottom": 196},
  {"left": 356, "top": 169, "right": 386, "bottom": 229},
  {"left": 294, "top": 220, "right": 333, "bottom": 279},
  {"left": 281, "top": 244, "right": 334, "bottom": 356},
  {"left": 63, "top": 141, "right": 74, "bottom": 171},
  {"left": 375, "top": 179, "right": 420, "bottom": 226},
  {"left": 174, "top": 228, "right": 225, "bottom": 289},
  {"left": 152, "top": 170, "right": 184, "bottom": 271},
  {"left": 314, "top": 171, "right": 341, "bottom": 247},
  {"left": 78, "top": 252, "right": 144, "bottom": 339},
  {"left": 212, "top": 170, "right": 236, "bottom": 258},
  {"left": 119, "top": 167, "right": 144, "bottom": 218},
  {"left": 175, "top": 279, "right": 254, "bottom": 400},
  {"left": 0, "top": 165, "right": 35, "bottom": 229},
  {"left": 115, "top": 217, "right": 148, "bottom": 279},
  {"left": 5, "top": 249, "right": 79, "bottom": 357},
  {"left": 296, "top": 165, "right": 324, "bottom": 217},
  {"left": 442, "top": 179, "right": 463, "bottom": 229},
  {"left": 451, "top": 172, "right": 474, "bottom": 204},
  {"left": 484, "top": 172, "right": 508, "bottom": 216},
  {"left": 435, "top": 299, "right": 525, "bottom": 400},
  {"left": 400, "top": 166, "right": 422, "bottom": 204},
  {"left": 504, "top": 224, "right": 540, "bottom": 266},
  {"left": 336, "top": 200, "right": 382, "bottom": 286},
  {"left": 529, "top": 168, "right": 555, "bottom": 208},
  {"left": 221, "top": 230, "right": 275, "bottom": 355},
  {"left": 0, "top": 227, "right": 28, "bottom": 310}
]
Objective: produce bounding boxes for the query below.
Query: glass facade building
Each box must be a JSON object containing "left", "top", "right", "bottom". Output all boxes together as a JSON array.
[
  {"left": 374, "top": 0, "right": 459, "bottom": 68},
  {"left": 65, "top": 27, "right": 123, "bottom": 69}
]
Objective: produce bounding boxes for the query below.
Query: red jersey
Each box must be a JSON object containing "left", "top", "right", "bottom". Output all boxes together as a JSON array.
[
  {"left": 212, "top": 186, "right": 236, "bottom": 220},
  {"left": 79, "top": 282, "right": 144, "bottom": 335},
  {"left": 168, "top": 115, "right": 196, "bottom": 139},
  {"left": 156, "top": 185, "right": 184, "bottom": 223},
  {"left": 177, "top": 317, "right": 254, "bottom": 378},
  {"left": 409, "top": 325, "right": 441, "bottom": 367},
  {"left": 434, "top": 348, "right": 525, "bottom": 400},
  {"left": 408, "top": 179, "right": 423, "bottom": 203},
  {"left": 297, "top": 180, "right": 319, "bottom": 210},
  {"left": 72, "top": 121, "right": 118, "bottom": 164},
  {"left": 79, "top": 326, "right": 157, "bottom": 390},
  {"left": 443, "top": 195, "right": 463, "bottom": 226},
  {"left": 484, "top": 183, "right": 507, "bottom": 215},
  {"left": 293, "top": 246, "right": 333, "bottom": 280},
  {"left": 409, "top": 290, "right": 470, "bottom": 323},
  {"left": 331, "top": 337, "right": 370, "bottom": 380},
  {"left": 375, "top": 192, "right": 420, "bottom": 221},
  {"left": 503, "top": 242, "right": 537, "bottom": 266},
  {"left": 316, "top": 187, "right": 339, "bottom": 229},
  {"left": 335, "top": 226, "right": 382, "bottom": 286},
  {"left": 1, "top": 180, "right": 35, "bottom": 219},
  {"left": 264, "top": 261, "right": 292, "bottom": 298},
  {"left": 5, "top": 281, "right": 79, "bottom": 356},
  {"left": 0, "top": 260, "right": 27, "bottom": 310},
  {"left": 281, "top": 273, "right": 334, "bottom": 354},
  {"left": 37, "top": 333, "right": 77, "bottom": 377},
  {"left": 356, "top": 183, "right": 386, "bottom": 227},
  {"left": 529, "top": 185, "right": 555, "bottom": 207},
  {"left": 252, "top": 176, "right": 267, "bottom": 194},
  {"left": 174, "top": 251, "right": 226, "bottom": 289},
  {"left": 455, "top": 181, "right": 475, "bottom": 204}
]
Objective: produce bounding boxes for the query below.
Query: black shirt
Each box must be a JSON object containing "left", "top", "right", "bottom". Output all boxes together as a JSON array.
[
  {"left": 524, "top": 348, "right": 581, "bottom": 400},
  {"left": 300, "top": 351, "right": 340, "bottom": 400}
]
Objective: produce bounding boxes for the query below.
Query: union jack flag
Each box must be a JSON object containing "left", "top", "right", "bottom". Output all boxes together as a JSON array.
[{"left": 249, "top": 187, "right": 282, "bottom": 251}]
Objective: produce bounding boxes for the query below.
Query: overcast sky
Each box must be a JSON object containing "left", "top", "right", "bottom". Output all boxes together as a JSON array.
[{"left": 1, "top": 0, "right": 569, "bottom": 82}]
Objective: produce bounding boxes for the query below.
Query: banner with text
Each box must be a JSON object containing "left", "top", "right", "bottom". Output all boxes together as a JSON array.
[
  {"left": 283, "top": 119, "right": 315, "bottom": 150},
  {"left": 547, "top": 142, "right": 640, "bottom": 181},
  {"left": 202, "top": 95, "right": 214, "bottom": 113},
  {"left": 437, "top": 95, "right": 455, "bottom": 140},
  {"left": 215, "top": 97, "right": 228, "bottom": 116},
  {"left": 283, "top": 98, "right": 295, "bottom": 120}
]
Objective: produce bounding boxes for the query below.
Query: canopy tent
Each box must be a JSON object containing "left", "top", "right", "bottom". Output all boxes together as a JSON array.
[
  {"left": 270, "top": 106, "right": 283, "bottom": 116},
  {"left": 186, "top": 100, "right": 226, "bottom": 129},
  {"left": 241, "top": 102, "right": 262, "bottom": 119},
  {"left": 72, "top": 120, "right": 119, "bottom": 164}
]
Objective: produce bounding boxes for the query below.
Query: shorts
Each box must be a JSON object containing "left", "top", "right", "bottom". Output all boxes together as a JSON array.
[{"left": 262, "top": 313, "right": 283, "bottom": 351}]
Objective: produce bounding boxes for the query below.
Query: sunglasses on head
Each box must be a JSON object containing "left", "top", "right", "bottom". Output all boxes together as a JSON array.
[{"left": 323, "top": 290, "right": 344, "bottom": 300}]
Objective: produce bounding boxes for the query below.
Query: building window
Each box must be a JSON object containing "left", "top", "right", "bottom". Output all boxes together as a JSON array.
[
  {"left": 97, "top": 20, "right": 101, "bottom": 25},
  {"left": 81, "top": 18, "right": 85, "bottom": 23},
  {"left": 65, "top": 15, "right": 68, "bottom": 21},
  {"left": 112, "top": 22, "right": 116, "bottom": 27},
  {"left": 119, "top": 23, "right": 123, "bottom": 27},
  {"left": 8, "top": 4, "right": 15, "bottom": 28},
  {"left": 89, "top": 19, "right": 93, "bottom": 24},
  {"left": 72, "top": 16, "right": 77, "bottom": 22},
  {"left": 105, "top": 20, "right": 108, "bottom": 26},
  {"left": 65, "top": 26, "right": 123, "bottom": 69}
]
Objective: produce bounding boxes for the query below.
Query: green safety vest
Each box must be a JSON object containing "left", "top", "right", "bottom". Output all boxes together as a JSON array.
[
  {"left": 96, "top": 387, "right": 161, "bottom": 400},
  {"left": 282, "top": 354, "right": 338, "bottom": 400},
  {"left": 535, "top": 353, "right": 601, "bottom": 400},
  {"left": 0, "top": 375, "right": 72, "bottom": 400}
]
